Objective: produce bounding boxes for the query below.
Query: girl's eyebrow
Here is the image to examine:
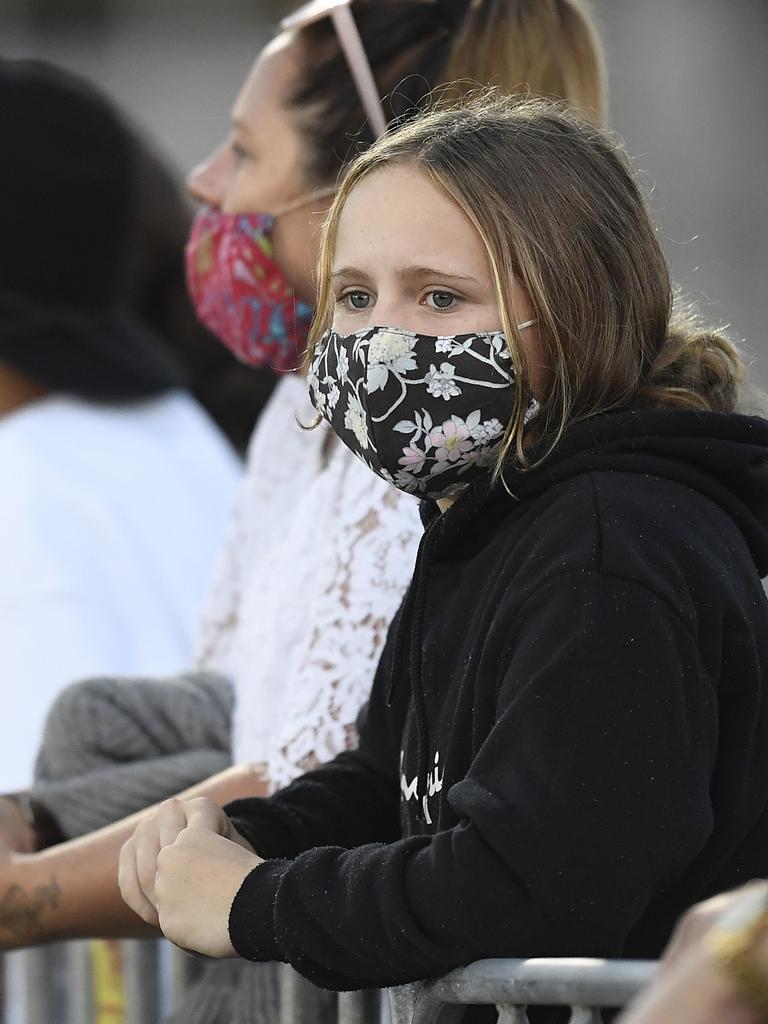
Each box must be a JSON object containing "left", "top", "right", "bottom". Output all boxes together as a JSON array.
[
  {"left": 331, "top": 265, "right": 480, "bottom": 284},
  {"left": 331, "top": 267, "right": 375, "bottom": 285},
  {"left": 397, "top": 265, "right": 480, "bottom": 284}
]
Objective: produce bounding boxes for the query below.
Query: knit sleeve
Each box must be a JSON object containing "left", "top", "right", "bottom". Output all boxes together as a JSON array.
[{"left": 227, "top": 572, "right": 717, "bottom": 990}]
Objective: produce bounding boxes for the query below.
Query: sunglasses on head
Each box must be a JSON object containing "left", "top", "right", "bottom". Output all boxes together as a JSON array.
[{"left": 281, "top": 0, "right": 388, "bottom": 139}]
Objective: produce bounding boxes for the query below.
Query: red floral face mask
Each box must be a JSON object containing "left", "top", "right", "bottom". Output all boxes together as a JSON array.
[{"left": 185, "top": 207, "right": 314, "bottom": 373}]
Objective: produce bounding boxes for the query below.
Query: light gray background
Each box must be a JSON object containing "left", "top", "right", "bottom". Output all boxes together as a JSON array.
[{"left": 2, "top": 0, "right": 767, "bottom": 382}]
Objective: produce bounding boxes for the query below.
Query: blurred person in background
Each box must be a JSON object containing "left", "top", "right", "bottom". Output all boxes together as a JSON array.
[
  {"left": 0, "top": 3, "right": 606, "bottom": 1021},
  {"left": 0, "top": 58, "right": 241, "bottom": 791},
  {"left": 126, "top": 141, "right": 275, "bottom": 455}
]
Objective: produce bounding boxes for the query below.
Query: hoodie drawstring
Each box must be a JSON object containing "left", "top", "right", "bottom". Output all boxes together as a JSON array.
[{"left": 385, "top": 516, "right": 442, "bottom": 822}]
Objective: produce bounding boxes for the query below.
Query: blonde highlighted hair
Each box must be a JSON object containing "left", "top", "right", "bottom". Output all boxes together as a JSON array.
[
  {"left": 309, "top": 96, "right": 744, "bottom": 468},
  {"left": 290, "top": 0, "right": 607, "bottom": 185}
]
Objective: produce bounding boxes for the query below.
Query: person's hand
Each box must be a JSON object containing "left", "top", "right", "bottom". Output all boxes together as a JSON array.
[
  {"left": 118, "top": 796, "right": 254, "bottom": 929},
  {"left": 619, "top": 884, "right": 768, "bottom": 1024},
  {"left": 152, "top": 826, "right": 262, "bottom": 957},
  {"left": 662, "top": 889, "right": 746, "bottom": 970},
  {"left": 618, "top": 939, "right": 765, "bottom": 1024}
]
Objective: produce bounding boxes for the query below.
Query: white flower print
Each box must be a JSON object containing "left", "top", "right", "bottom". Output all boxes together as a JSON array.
[
  {"left": 366, "top": 330, "right": 418, "bottom": 393},
  {"left": 425, "top": 362, "right": 461, "bottom": 401},
  {"left": 490, "top": 332, "right": 509, "bottom": 356},
  {"left": 337, "top": 347, "right": 350, "bottom": 385},
  {"left": 429, "top": 417, "right": 475, "bottom": 463},
  {"left": 469, "top": 417, "right": 504, "bottom": 445},
  {"left": 308, "top": 325, "right": 538, "bottom": 500},
  {"left": 327, "top": 382, "right": 340, "bottom": 411},
  {"left": 344, "top": 392, "right": 369, "bottom": 450}
]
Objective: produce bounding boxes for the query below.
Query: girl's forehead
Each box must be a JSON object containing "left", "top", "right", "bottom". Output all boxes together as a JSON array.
[{"left": 334, "top": 165, "right": 488, "bottom": 270}]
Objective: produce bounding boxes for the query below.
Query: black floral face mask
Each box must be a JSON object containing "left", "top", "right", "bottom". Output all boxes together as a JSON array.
[{"left": 307, "top": 323, "right": 538, "bottom": 500}]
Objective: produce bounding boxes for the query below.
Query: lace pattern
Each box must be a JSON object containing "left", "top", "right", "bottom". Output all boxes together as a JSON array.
[
  {"left": 267, "top": 450, "right": 422, "bottom": 791},
  {"left": 197, "top": 373, "right": 423, "bottom": 791},
  {"left": 195, "top": 375, "right": 324, "bottom": 676}
]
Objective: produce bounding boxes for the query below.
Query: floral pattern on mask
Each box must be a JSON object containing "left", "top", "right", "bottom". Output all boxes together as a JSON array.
[
  {"left": 308, "top": 326, "right": 539, "bottom": 500},
  {"left": 185, "top": 208, "right": 313, "bottom": 372}
]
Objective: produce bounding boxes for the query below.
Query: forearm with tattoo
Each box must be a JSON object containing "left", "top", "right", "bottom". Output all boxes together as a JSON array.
[{"left": 0, "top": 877, "right": 61, "bottom": 941}]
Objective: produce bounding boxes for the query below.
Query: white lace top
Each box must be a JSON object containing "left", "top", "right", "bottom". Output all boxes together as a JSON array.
[{"left": 196, "top": 374, "right": 423, "bottom": 793}]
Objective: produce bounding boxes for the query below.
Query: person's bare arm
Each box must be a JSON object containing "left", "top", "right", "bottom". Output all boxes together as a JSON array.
[{"left": 0, "top": 761, "right": 268, "bottom": 949}]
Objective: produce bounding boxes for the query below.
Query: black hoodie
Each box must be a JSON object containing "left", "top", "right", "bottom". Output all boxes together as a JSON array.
[{"left": 226, "top": 408, "right": 768, "bottom": 998}]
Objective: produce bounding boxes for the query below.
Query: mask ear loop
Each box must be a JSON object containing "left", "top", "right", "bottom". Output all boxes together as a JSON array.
[
  {"left": 498, "top": 315, "right": 539, "bottom": 499},
  {"left": 271, "top": 185, "right": 337, "bottom": 218}
]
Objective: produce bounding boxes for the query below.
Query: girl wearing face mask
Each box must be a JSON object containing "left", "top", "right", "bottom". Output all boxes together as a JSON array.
[
  {"left": 0, "top": 0, "right": 606, "bottom": 1012},
  {"left": 120, "top": 97, "right": 768, "bottom": 1024}
]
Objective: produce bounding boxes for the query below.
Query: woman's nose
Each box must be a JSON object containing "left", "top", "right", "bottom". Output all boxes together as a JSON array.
[{"left": 187, "top": 143, "right": 231, "bottom": 209}]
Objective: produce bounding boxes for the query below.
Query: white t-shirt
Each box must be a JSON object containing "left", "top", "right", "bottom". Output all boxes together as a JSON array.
[
  {"left": 197, "top": 374, "right": 424, "bottom": 792},
  {"left": 1, "top": 390, "right": 241, "bottom": 789}
]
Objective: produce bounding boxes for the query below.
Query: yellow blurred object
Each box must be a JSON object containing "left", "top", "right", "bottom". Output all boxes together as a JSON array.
[{"left": 91, "top": 939, "right": 125, "bottom": 1024}]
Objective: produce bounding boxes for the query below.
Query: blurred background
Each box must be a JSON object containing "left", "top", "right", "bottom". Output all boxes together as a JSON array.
[{"left": 1, "top": 0, "right": 767, "bottom": 382}]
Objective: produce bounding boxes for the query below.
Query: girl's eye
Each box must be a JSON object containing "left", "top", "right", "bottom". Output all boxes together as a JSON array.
[
  {"left": 232, "top": 143, "right": 250, "bottom": 163},
  {"left": 341, "top": 291, "right": 371, "bottom": 310},
  {"left": 426, "top": 290, "right": 459, "bottom": 310}
]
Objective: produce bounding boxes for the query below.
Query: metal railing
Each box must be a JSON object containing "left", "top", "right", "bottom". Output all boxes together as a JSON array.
[
  {"left": 397, "top": 958, "right": 658, "bottom": 1024},
  {"left": 2, "top": 945, "right": 657, "bottom": 1024}
]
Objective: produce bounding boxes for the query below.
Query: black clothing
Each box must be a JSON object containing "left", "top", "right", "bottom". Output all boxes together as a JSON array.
[
  {"left": 227, "top": 408, "right": 768, "bottom": 997},
  {"left": 0, "top": 59, "right": 184, "bottom": 400}
]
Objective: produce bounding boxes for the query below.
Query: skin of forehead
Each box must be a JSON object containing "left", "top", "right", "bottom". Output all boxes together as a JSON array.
[{"left": 333, "top": 165, "right": 495, "bottom": 292}]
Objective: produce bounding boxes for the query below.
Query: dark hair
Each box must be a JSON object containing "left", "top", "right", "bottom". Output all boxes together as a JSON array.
[
  {"left": 0, "top": 59, "right": 266, "bottom": 445},
  {"left": 288, "top": 0, "right": 606, "bottom": 184}
]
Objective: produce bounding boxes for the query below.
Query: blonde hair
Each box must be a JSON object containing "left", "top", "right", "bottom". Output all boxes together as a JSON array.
[
  {"left": 443, "top": 0, "right": 605, "bottom": 126},
  {"left": 290, "top": 0, "right": 607, "bottom": 185},
  {"left": 308, "top": 96, "right": 744, "bottom": 469}
]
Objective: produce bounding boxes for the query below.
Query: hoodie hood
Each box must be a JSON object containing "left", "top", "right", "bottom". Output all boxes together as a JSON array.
[
  {"left": 425, "top": 407, "right": 768, "bottom": 578},
  {"left": 398, "top": 407, "right": 768, "bottom": 809}
]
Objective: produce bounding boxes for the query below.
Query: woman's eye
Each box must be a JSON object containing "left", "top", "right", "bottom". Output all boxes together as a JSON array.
[
  {"left": 342, "top": 291, "right": 371, "bottom": 310},
  {"left": 426, "top": 290, "right": 459, "bottom": 310},
  {"left": 232, "top": 143, "right": 250, "bottom": 163}
]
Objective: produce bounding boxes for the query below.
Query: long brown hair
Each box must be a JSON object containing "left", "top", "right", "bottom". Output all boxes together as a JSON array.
[
  {"left": 309, "top": 96, "right": 744, "bottom": 467},
  {"left": 288, "top": 0, "right": 607, "bottom": 185}
]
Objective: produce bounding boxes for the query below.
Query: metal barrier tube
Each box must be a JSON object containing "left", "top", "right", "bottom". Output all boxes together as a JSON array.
[
  {"left": 495, "top": 1008, "right": 529, "bottom": 1024},
  {"left": 166, "top": 944, "right": 204, "bottom": 1013},
  {"left": 122, "top": 939, "right": 160, "bottom": 1024},
  {"left": 65, "top": 942, "right": 93, "bottom": 1024},
  {"left": 338, "top": 989, "right": 381, "bottom": 1024},
  {"left": 411, "top": 959, "right": 657, "bottom": 1024},
  {"left": 22, "top": 948, "right": 57, "bottom": 1024},
  {"left": 279, "top": 963, "right": 329, "bottom": 1024}
]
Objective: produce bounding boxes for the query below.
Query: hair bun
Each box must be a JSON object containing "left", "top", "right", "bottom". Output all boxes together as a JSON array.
[{"left": 435, "top": 0, "right": 473, "bottom": 30}]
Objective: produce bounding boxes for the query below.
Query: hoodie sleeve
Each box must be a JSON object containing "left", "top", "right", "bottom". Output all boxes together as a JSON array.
[{"left": 227, "top": 572, "right": 718, "bottom": 990}]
